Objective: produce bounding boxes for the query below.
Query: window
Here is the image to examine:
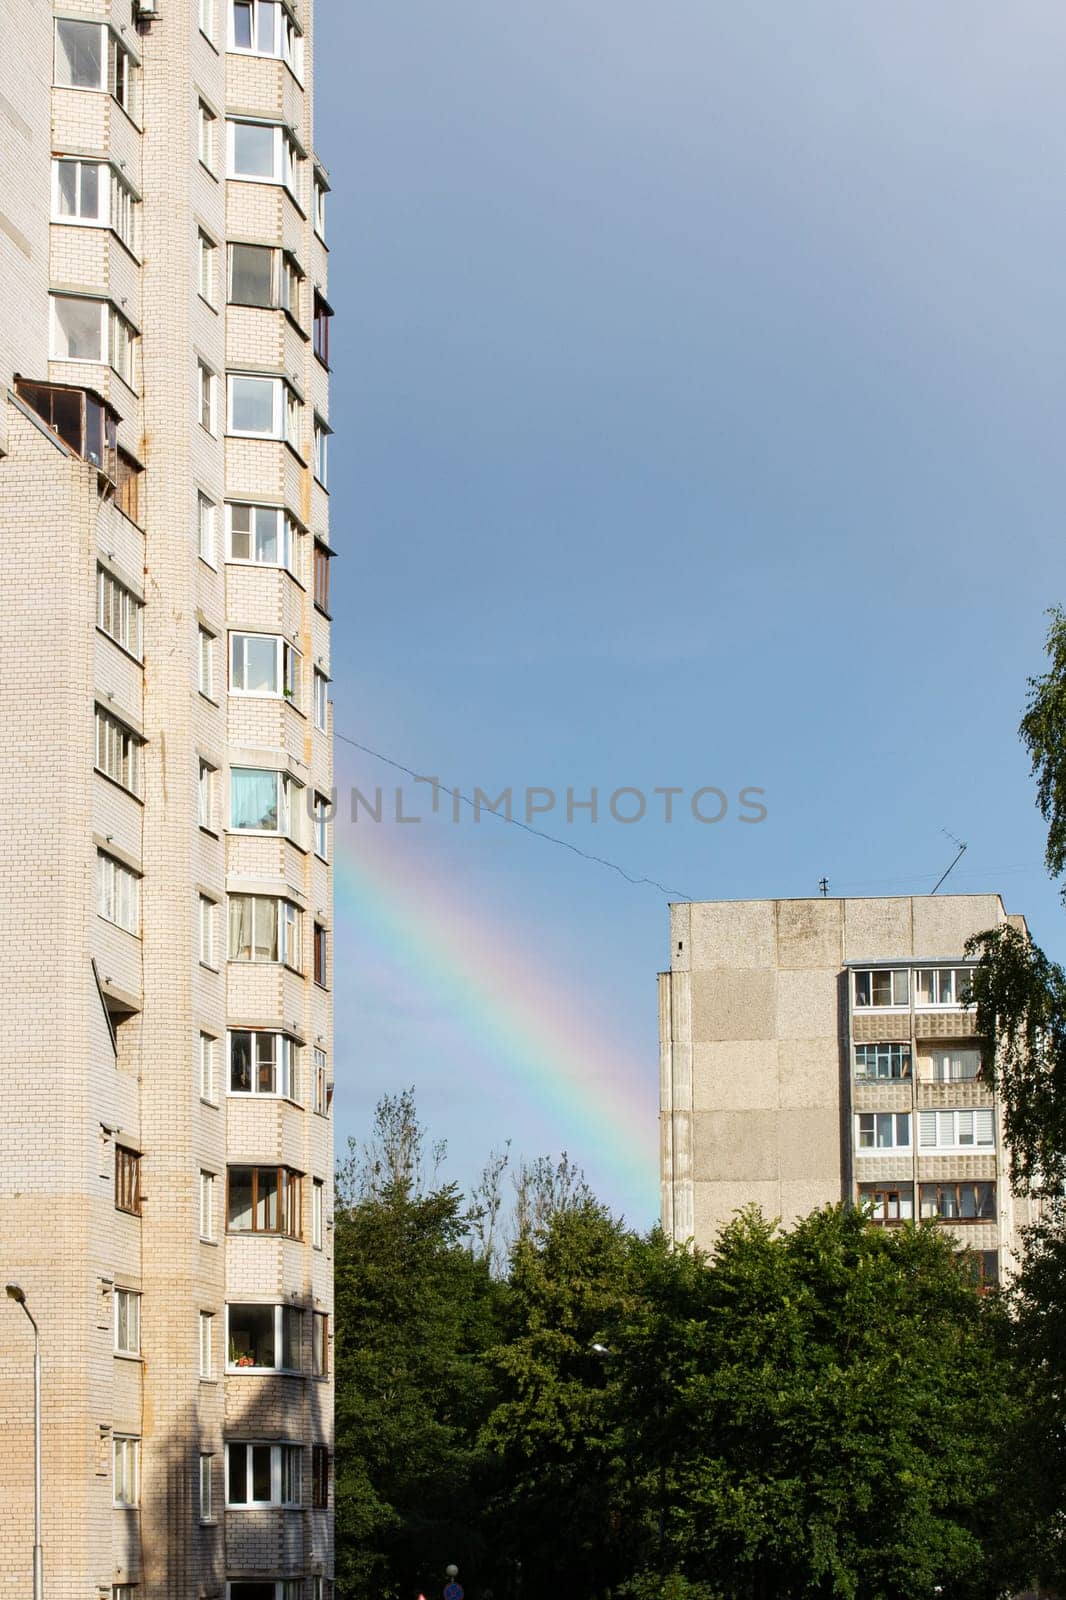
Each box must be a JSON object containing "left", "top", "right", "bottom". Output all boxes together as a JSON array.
[
  {"left": 282, "top": 252, "right": 302, "bottom": 319},
  {"left": 313, "top": 669, "right": 329, "bottom": 732},
  {"left": 313, "top": 415, "right": 329, "bottom": 486},
  {"left": 313, "top": 540, "right": 330, "bottom": 612},
  {"left": 229, "top": 242, "right": 274, "bottom": 306},
  {"left": 313, "top": 291, "right": 331, "bottom": 365},
  {"left": 199, "top": 1310, "right": 214, "bottom": 1377},
  {"left": 227, "top": 374, "right": 299, "bottom": 442},
  {"left": 115, "top": 1147, "right": 141, "bottom": 1214},
  {"left": 198, "top": 364, "right": 216, "bottom": 435},
  {"left": 113, "top": 1435, "right": 139, "bottom": 1507},
  {"left": 313, "top": 171, "right": 327, "bottom": 239},
  {"left": 109, "top": 306, "right": 137, "bottom": 386},
  {"left": 110, "top": 170, "right": 137, "bottom": 252},
  {"left": 313, "top": 793, "right": 329, "bottom": 860},
  {"left": 98, "top": 567, "right": 142, "bottom": 658},
  {"left": 227, "top": 119, "right": 300, "bottom": 194},
  {"left": 853, "top": 1043, "right": 910, "bottom": 1081},
  {"left": 95, "top": 707, "right": 141, "bottom": 795},
  {"left": 858, "top": 1184, "right": 913, "bottom": 1223},
  {"left": 230, "top": 634, "right": 298, "bottom": 698},
  {"left": 920, "top": 1182, "right": 996, "bottom": 1222},
  {"left": 853, "top": 969, "right": 909, "bottom": 1008},
  {"left": 226, "top": 1303, "right": 303, "bottom": 1370},
  {"left": 198, "top": 230, "right": 216, "bottom": 303},
  {"left": 227, "top": 895, "right": 301, "bottom": 966},
  {"left": 227, "top": 1166, "right": 302, "bottom": 1237},
  {"left": 198, "top": 489, "right": 216, "bottom": 559},
  {"left": 312, "top": 1444, "right": 329, "bottom": 1508},
  {"left": 917, "top": 1108, "right": 995, "bottom": 1152},
  {"left": 200, "top": 1454, "right": 214, "bottom": 1522},
  {"left": 230, "top": 0, "right": 303, "bottom": 71},
  {"left": 957, "top": 1249, "right": 999, "bottom": 1291},
  {"left": 230, "top": 768, "right": 302, "bottom": 837},
  {"left": 312, "top": 1311, "right": 328, "bottom": 1376},
  {"left": 198, "top": 100, "right": 216, "bottom": 168},
  {"left": 915, "top": 967, "right": 974, "bottom": 1008},
  {"left": 55, "top": 21, "right": 136, "bottom": 113},
  {"left": 199, "top": 894, "right": 217, "bottom": 966},
  {"left": 312, "top": 1178, "right": 323, "bottom": 1249},
  {"left": 313, "top": 1047, "right": 328, "bottom": 1116},
  {"left": 200, "top": 1170, "right": 216, "bottom": 1239},
  {"left": 229, "top": 1030, "right": 297, "bottom": 1099},
  {"left": 114, "top": 1288, "right": 141, "bottom": 1355},
  {"left": 52, "top": 156, "right": 104, "bottom": 223},
  {"left": 117, "top": 450, "right": 143, "bottom": 524},
  {"left": 856, "top": 1112, "right": 910, "bottom": 1151},
  {"left": 931, "top": 1048, "right": 982, "bottom": 1083},
  {"left": 313, "top": 922, "right": 327, "bottom": 988},
  {"left": 198, "top": 759, "right": 217, "bottom": 830},
  {"left": 97, "top": 851, "right": 140, "bottom": 935},
  {"left": 227, "top": 502, "right": 294, "bottom": 569},
  {"left": 198, "top": 626, "right": 215, "bottom": 697},
  {"left": 200, "top": 1032, "right": 216, "bottom": 1101},
  {"left": 226, "top": 1442, "right": 302, "bottom": 1508},
  {"left": 50, "top": 293, "right": 106, "bottom": 362}
]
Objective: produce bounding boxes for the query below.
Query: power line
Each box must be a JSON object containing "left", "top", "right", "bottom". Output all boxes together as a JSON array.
[{"left": 334, "top": 729, "right": 695, "bottom": 901}]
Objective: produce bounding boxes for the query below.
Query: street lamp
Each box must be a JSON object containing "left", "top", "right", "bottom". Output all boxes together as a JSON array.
[{"left": 6, "top": 1283, "right": 42, "bottom": 1600}]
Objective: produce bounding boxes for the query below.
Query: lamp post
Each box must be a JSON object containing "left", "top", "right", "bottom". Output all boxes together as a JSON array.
[{"left": 6, "top": 1283, "right": 42, "bottom": 1600}]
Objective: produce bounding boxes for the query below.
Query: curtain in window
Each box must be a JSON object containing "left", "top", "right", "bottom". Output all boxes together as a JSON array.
[
  {"left": 231, "top": 767, "right": 279, "bottom": 830},
  {"left": 253, "top": 898, "right": 278, "bottom": 962},
  {"left": 229, "top": 896, "right": 252, "bottom": 960}
]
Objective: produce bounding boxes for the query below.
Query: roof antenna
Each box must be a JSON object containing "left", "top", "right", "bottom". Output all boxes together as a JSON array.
[
  {"left": 818, "top": 877, "right": 829, "bottom": 897},
  {"left": 930, "top": 829, "right": 967, "bottom": 895}
]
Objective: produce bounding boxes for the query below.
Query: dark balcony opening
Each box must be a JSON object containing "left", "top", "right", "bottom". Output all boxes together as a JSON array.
[{"left": 15, "top": 377, "right": 120, "bottom": 482}]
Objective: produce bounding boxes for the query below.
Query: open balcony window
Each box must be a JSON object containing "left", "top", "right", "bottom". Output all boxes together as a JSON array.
[
  {"left": 229, "top": 1030, "right": 297, "bottom": 1099},
  {"left": 16, "top": 378, "right": 120, "bottom": 477},
  {"left": 227, "top": 1303, "right": 303, "bottom": 1370},
  {"left": 227, "top": 1165, "right": 302, "bottom": 1237},
  {"left": 229, "top": 766, "right": 302, "bottom": 837},
  {"left": 227, "top": 502, "right": 293, "bottom": 569},
  {"left": 227, "top": 894, "right": 301, "bottom": 967},
  {"left": 229, "top": 633, "right": 298, "bottom": 698},
  {"left": 854, "top": 1043, "right": 910, "bottom": 1082},
  {"left": 226, "top": 1442, "right": 302, "bottom": 1508}
]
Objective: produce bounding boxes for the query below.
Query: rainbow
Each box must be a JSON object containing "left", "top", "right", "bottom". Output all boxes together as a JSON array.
[{"left": 330, "top": 789, "right": 660, "bottom": 1218}]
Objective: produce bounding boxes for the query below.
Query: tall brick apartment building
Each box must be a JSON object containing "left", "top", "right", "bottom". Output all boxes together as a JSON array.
[
  {"left": 660, "top": 895, "right": 1039, "bottom": 1283},
  {"left": 0, "top": 2, "right": 335, "bottom": 1595}
]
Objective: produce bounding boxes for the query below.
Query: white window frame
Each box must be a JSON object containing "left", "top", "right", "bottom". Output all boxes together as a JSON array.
[
  {"left": 229, "top": 634, "right": 298, "bottom": 699},
  {"left": 226, "top": 373, "right": 299, "bottom": 442},
  {"left": 49, "top": 292, "right": 107, "bottom": 364},
  {"left": 197, "top": 364, "right": 217, "bottom": 436},
  {"left": 914, "top": 966, "right": 974, "bottom": 1010},
  {"left": 227, "top": 1029, "right": 297, "bottom": 1100},
  {"left": 199, "top": 1310, "right": 214, "bottom": 1377},
  {"left": 852, "top": 968, "right": 909, "bottom": 1010},
  {"left": 229, "top": 0, "right": 303, "bottom": 75},
  {"left": 313, "top": 1046, "right": 328, "bottom": 1116},
  {"left": 200, "top": 1170, "right": 216, "bottom": 1241},
  {"left": 198, "top": 759, "right": 217, "bottom": 831},
  {"left": 51, "top": 156, "right": 107, "bottom": 225},
  {"left": 226, "top": 1302, "right": 304, "bottom": 1373},
  {"left": 97, "top": 850, "right": 140, "bottom": 935},
  {"left": 95, "top": 706, "right": 141, "bottom": 796},
  {"left": 312, "top": 1178, "right": 323, "bottom": 1249},
  {"left": 227, "top": 894, "right": 302, "bottom": 968},
  {"left": 200, "top": 1031, "right": 216, "bottom": 1102},
  {"left": 313, "top": 669, "right": 329, "bottom": 732},
  {"left": 229, "top": 767, "right": 303, "bottom": 840},
  {"left": 224, "top": 1441, "right": 303, "bottom": 1508},
  {"left": 856, "top": 1111, "right": 911, "bottom": 1152},
  {"left": 199, "top": 894, "right": 217, "bottom": 967},
  {"left": 113, "top": 1434, "right": 140, "bottom": 1507},
  {"left": 54, "top": 20, "right": 137, "bottom": 114},
  {"left": 114, "top": 1288, "right": 141, "bottom": 1356},
  {"left": 313, "top": 793, "right": 329, "bottom": 860},
  {"left": 198, "top": 626, "right": 215, "bottom": 698},
  {"left": 226, "top": 502, "right": 294, "bottom": 570},
  {"left": 97, "top": 566, "right": 143, "bottom": 659},
  {"left": 198, "top": 100, "right": 216, "bottom": 169},
  {"left": 199, "top": 1453, "right": 214, "bottom": 1522},
  {"left": 226, "top": 118, "right": 300, "bottom": 194},
  {"left": 917, "top": 1107, "right": 995, "bottom": 1153},
  {"left": 313, "top": 415, "right": 329, "bottom": 487},
  {"left": 313, "top": 173, "right": 327, "bottom": 240},
  {"left": 198, "top": 228, "right": 216, "bottom": 304}
]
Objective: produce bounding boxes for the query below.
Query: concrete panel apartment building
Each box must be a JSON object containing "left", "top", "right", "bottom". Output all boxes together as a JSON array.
[
  {"left": 0, "top": 0, "right": 335, "bottom": 1596},
  {"left": 660, "top": 895, "right": 1039, "bottom": 1283}
]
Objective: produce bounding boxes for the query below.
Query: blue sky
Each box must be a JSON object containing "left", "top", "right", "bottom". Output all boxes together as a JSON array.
[{"left": 315, "top": 0, "right": 1066, "bottom": 1225}]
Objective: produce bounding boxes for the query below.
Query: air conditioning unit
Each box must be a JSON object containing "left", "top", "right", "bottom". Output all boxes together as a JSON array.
[{"left": 134, "top": 0, "right": 157, "bottom": 16}]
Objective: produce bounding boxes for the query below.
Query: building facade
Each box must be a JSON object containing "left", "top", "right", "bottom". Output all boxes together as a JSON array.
[
  {"left": 0, "top": 1, "right": 335, "bottom": 1597},
  {"left": 660, "top": 896, "right": 1037, "bottom": 1282}
]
